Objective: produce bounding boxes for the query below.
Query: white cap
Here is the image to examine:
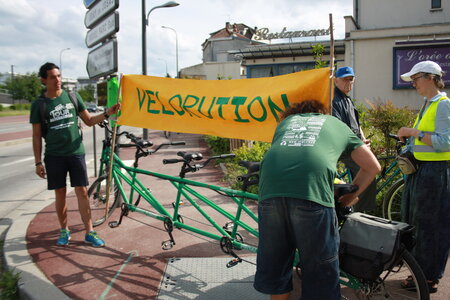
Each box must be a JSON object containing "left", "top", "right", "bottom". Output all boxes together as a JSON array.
[{"left": 400, "top": 61, "right": 443, "bottom": 82}]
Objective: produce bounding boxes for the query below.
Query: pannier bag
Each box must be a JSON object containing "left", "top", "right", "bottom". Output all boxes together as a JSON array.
[{"left": 339, "top": 213, "right": 414, "bottom": 281}]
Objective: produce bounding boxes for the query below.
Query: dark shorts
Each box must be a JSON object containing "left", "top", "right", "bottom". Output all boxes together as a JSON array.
[
  {"left": 44, "top": 154, "right": 89, "bottom": 190},
  {"left": 254, "top": 197, "right": 340, "bottom": 299}
]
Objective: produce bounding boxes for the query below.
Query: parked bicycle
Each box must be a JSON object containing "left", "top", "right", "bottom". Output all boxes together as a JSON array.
[{"left": 338, "top": 134, "right": 406, "bottom": 221}]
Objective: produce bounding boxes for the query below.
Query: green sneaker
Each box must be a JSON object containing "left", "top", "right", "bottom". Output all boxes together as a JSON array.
[
  {"left": 56, "top": 229, "right": 71, "bottom": 246},
  {"left": 85, "top": 231, "right": 105, "bottom": 247}
]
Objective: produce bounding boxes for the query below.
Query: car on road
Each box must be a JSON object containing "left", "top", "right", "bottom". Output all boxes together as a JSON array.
[{"left": 86, "top": 103, "right": 99, "bottom": 112}]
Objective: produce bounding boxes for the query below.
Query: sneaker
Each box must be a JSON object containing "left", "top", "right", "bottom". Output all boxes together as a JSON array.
[
  {"left": 56, "top": 229, "right": 71, "bottom": 246},
  {"left": 85, "top": 231, "right": 105, "bottom": 247}
]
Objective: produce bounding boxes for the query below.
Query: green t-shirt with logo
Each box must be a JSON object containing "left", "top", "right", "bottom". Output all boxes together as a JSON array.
[
  {"left": 259, "top": 113, "right": 363, "bottom": 207},
  {"left": 30, "top": 91, "right": 86, "bottom": 156}
]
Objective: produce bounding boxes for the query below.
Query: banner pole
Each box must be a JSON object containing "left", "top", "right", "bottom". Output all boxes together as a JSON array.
[
  {"left": 105, "top": 73, "right": 123, "bottom": 219},
  {"left": 329, "top": 13, "right": 335, "bottom": 112}
]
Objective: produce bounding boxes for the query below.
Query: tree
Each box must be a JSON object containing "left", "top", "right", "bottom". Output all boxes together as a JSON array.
[
  {"left": 312, "top": 44, "right": 327, "bottom": 69},
  {"left": 1, "top": 72, "right": 42, "bottom": 102},
  {"left": 77, "top": 84, "right": 96, "bottom": 103}
]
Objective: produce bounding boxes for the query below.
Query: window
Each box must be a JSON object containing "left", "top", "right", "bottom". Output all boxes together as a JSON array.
[{"left": 431, "top": 0, "right": 441, "bottom": 9}]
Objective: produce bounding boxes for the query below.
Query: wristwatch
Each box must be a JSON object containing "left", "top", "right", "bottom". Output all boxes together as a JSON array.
[
  {"left": 418, "top": 131, "right": 425, "bottom": 141},
  {"left": 103, "top": 111, "right": 110, "bottom": 119}
]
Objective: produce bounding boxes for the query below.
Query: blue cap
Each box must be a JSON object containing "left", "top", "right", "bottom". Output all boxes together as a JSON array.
[{"left": 336, "top": 66, "right": 355, "bottom": 78}]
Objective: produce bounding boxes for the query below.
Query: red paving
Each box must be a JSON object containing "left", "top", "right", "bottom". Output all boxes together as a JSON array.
[
  {"left": 26, "top": 130, "right": 259, "bottom": 299},
  {"left": 0, "top": 115, "right": 31, "bottom": 141}
]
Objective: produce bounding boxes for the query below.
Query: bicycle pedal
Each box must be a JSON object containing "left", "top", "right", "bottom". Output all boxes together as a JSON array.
[
  {"left": 162, "top": 240, "right": 174, "bottom": 250},
  {"left": 109, "top": 221, "right": 119, "bottom": 228},
  {"left": 226, "top": 258, "right": 241, "bottom": 268}
]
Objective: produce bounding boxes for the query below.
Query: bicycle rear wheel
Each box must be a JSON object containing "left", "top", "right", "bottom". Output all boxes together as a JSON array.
[
  {"left": 382, "top": 178, "right": 404, "bottom": 221},
  {"left": 88, "top": 174, "right": 122, "bottom": 227},
  {"left": 343, "top": 250, "right": 429, "bottom": 300}
]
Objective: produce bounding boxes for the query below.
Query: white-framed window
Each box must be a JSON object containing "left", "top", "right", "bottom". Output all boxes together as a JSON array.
[{"left": 431, "top": 0, "right": 441, "bottom": 9}]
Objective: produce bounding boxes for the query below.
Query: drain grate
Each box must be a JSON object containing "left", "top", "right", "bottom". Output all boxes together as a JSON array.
[{"left": 157, "top": 257, "right": 268, "bottom": 300}]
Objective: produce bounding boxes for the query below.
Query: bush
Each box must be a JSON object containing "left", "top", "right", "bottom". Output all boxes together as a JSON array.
[
  {"left": 363, "top": 100, "right": 415, "bottom": 157},
  {"left": 9, "top": 103, "right": 30, "bottom": 111},
  {"left": 203, "top": 135, "right": 230, "bottom": 155},
  {"left": 224, "top": 141, "right": 270, "bottom": 194}
]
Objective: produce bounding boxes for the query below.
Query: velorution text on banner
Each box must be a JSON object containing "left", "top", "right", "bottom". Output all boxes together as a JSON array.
[{"left": 117, "top": 68, "right": 330, "bottom": 142}]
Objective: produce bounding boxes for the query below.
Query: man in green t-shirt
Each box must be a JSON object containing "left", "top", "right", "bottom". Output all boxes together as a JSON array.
[
  {"left": 253, "top": 100, "right": 380, "bottom": 300},
  {"left": 30, "top": 62, "right": 120, "bottom": 247}
]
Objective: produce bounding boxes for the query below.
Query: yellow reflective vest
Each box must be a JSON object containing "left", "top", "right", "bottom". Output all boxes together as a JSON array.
[{"left": 413, "top": 95, "right": 450, "bottom": 161}]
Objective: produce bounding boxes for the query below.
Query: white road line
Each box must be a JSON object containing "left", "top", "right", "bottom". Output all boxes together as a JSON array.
[{"left": 1, "top": 156, "right": 34, "bottom": 167}]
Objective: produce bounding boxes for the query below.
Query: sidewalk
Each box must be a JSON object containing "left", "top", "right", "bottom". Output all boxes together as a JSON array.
[
  {"left": 5, "top": 129, "right": 264, "bottom": 300},
  {"left": 3, "top": 128, "right": 450, "bottom": 299}
]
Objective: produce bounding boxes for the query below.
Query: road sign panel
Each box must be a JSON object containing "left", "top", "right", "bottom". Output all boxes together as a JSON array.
[
  {"left": 83, "top": 0, "right": 98, "bottom": 8},
  {"left": 85, "top": 12, "right": 119, "bottom": 48},
  {"left": 86, "top": 39, "right": 118, "bottom": 79},
  {"left": 85, "top": 0, "right": 119, "bottom": 29}
]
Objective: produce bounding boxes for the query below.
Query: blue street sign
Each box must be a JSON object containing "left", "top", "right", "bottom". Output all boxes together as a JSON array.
[{"left": 83, "top": 0, "right": 98, "bottom": 8}]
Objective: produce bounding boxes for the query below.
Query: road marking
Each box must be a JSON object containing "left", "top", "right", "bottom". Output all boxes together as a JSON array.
[
  {"left": 98, "top": 250, "right": 138, "bottom": 300},
  {"left": 0, "top": 156, "right": 34, "bottom": 167}
]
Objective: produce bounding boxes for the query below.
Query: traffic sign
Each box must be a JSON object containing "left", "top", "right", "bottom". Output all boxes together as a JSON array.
[
  {"left": 85, "top": 12, "right": 119, "bottom": 48},
  {"left": 83, "top": 0, "right": 98, "bottom": 8},
  {"left": 86, "top": 39, "right": 118, "bottom": 79},
  {"left": 85, "top": 0, "right": 119, "bottom": 29}
]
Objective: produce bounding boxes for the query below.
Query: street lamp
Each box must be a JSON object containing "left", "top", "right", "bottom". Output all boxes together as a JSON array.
[
  {"left": 158, "top": 58, "right": 169, "bottom": 77},
  {"left": 141, "top": 0, "right": 179, "bottom": 140},
  {"left": 59, "top": 48, "right": 70, "bottom": 76},
  {"left": 161, "top": 26, "right": 179, "bottom": 78}
]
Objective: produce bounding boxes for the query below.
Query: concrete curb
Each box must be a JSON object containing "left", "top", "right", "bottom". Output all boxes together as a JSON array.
[
  {"left": 3, "top": 189, "right": 71, "bottom": 300},
  {"left": 3, "top": 156, "right": 99, "bottom": 300}
]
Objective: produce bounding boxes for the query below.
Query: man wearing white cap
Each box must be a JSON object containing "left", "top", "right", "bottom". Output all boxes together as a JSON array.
[
  {"left": 397, "top": 60, "right": 450, "bottom": 293},
  {"left": 332, "top": 66, "right": 376, "bottom": 212}
]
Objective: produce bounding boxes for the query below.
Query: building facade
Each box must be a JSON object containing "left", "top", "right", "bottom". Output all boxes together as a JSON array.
[
  {"left": 180, "top": 1, "right": 450, "bottom": 109},
  {"left": 346, "top": 0, "right": 450, "bottom": 109}
]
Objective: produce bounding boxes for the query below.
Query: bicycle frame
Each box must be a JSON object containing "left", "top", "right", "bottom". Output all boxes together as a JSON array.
[{"left": 109, "top": 151, "right": 259, "bottom": 252}]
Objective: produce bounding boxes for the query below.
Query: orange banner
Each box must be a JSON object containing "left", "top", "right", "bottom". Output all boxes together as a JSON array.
[{"left": 117, "top": 68, "right": 330, "bottom": 142}]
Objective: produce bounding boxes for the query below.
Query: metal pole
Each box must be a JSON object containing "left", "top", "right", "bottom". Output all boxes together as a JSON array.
[
  {"left": 142, "top": 0, "right": 148, "bottom": 140},
  {"left": 329, "top": 13, "right": 335, "bottom": 112},
  {"left": 141, "top": 1, "right": 179, "bottom": 140},
  {"left": 162, "top": 26, "right": 178, "bottom": 77},
  {"left": 59, "top": 48, "right": 70, "bottom": 76}
]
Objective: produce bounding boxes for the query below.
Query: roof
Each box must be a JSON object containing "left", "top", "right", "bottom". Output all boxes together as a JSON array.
[{"left": 229, "top": 40, "right": 345, "bottom": 59}]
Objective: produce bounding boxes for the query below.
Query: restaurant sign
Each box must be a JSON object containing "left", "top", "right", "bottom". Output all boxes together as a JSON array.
[
  {"left": 253, "top": 27, "right": 330, "bottom": 41},
  {"left": 393, "top": 44, "right": 450, "bottom": 89}
]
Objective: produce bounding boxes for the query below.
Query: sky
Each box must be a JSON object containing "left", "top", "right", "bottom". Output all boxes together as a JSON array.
[{"left": 0, "top": 0, "right": 353, "bottom": 80}]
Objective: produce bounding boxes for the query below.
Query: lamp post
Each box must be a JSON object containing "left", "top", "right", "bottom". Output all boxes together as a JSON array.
[
  {"left": 59, "top": 48, "right": 70, "bottom": 76},
  {"left": 161, "top": 25, "right": 179, "bottom": 78},
  {"left": 158, "top": 58, "right": 169, "bottom": 77},
  {"left": 141, "top": 0, "right": 179, "bottom": 140}
]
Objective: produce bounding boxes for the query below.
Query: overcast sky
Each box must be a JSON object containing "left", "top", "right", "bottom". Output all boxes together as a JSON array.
[{"left": 0, "top": 0, "right": 353, "bottom": 80}]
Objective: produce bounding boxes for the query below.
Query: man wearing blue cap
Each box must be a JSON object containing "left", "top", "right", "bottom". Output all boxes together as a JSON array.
[{"left": 332, "top": 66, "right": 376, "bottom": 212}]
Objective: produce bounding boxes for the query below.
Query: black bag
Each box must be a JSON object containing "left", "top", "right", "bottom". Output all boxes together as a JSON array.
[{"left": 339, "top": 213, "right": 415, "bottom": 281}]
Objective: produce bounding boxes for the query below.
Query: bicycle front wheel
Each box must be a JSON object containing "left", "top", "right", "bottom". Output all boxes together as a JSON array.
[
  {"left": 382, "top": 178, "right": 404, "bottom": 221},
  {"left": 88, "top": 174, "right": 122, "bottom": 227}
]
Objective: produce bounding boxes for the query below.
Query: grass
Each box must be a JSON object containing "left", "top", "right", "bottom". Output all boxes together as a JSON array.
[
  {"left": 0, "top": 109, "right": 29, "bottom": 117},
  {"left": 0, "top": 240, "right": 21, "bottom": 300}
]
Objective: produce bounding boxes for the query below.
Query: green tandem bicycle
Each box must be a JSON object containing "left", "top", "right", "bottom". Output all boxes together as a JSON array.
[{"left": 88, "top": 122, "right": 429, "bottom": 300}]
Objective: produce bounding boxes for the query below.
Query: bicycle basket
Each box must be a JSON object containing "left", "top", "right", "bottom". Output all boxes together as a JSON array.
[{"left": 339, "top": 213, "right": 414, "bottom": 281}]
